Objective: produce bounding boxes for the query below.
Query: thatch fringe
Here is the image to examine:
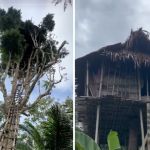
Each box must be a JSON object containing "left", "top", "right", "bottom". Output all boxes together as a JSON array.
[{"left": 99, "top": 28, "right": 150, "bottom": 67}]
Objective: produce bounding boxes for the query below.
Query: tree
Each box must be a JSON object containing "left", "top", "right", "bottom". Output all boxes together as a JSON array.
[
  {"left": 52, "top": 0, "right": 72, "bottom": 10},
  {"left": 61, "top": 97, "right": 73, "bottom": 121},
  {"left": 0, "top": 7, "right": 68, "bottom": 149},
  {"left": 18, "top": 104, "right": 72, "bottom": 150}
]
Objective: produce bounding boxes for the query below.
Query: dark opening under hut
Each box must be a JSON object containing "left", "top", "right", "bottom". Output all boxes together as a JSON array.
[{"left": 75, "top": 28, "right": 150, "bottom": 150}]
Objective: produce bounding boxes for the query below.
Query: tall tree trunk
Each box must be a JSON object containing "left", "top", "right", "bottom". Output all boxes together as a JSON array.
[{"left": 0, "top": 104, "right": 19, "bottom": 150}]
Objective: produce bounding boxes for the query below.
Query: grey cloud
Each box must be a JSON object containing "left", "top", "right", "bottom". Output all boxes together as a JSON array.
[{"left": 76, "top": 0, "right": 149, "bottom": 58}]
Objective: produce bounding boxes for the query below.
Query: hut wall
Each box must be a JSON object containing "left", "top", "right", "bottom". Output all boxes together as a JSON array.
[{"left": 88, "top": 67, "right": 139, "bottom": 99}]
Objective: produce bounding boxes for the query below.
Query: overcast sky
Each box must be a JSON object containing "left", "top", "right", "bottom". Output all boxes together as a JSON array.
[
  {"left": 76, "top": 0, "right": 150, "bottom": 58},
  {"left": 0, "top": 0, "right": 73, "bottom": 102}
]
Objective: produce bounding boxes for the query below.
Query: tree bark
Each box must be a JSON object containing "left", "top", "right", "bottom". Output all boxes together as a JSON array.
[{"left": 0, "top": 104, "right": 19, "bottom": 150}]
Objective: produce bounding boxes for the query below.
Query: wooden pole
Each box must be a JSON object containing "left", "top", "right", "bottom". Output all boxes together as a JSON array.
[
  {"left": 147, "top": 76, "right": 149, "bottom": 100},
  {"left": 140, "top": 109, "right": 145, "bottom": 150},
  {"left": 112, "top": 70, "right": 116, "bottom": 95},
  {"left": 95, "top": 105, "right": 100, "bottom": 144},
  {"left": 138, "top": 69, "right": 141, "bottom": 100},
  {"left": 106, "top": 66, "right": 110, "bottom": 94},
  {"left": 146, "top": 76, "right": 150, "bottom": 149},
  {"left": 98, "top": 66, "right": 104, "bottom": 97},
  {"left": 86, "top": 61, "right": 89, "bottom": 96},
  {"left": 95, "top": 65, "right": 104, "bottom": 144}
]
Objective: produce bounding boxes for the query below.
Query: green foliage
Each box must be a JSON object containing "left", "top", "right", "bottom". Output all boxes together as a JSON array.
[
  {"left": 42, "top": 14, "right": 55, "bottom": 31},
  {"left": 61, "top": 97, "right": 73, "bottom": 121},
  {"left": 107, "top": 131, "right": 121, "bottom": 150},
  {"left": 0, "top": 7, "right": 21, "bottom": 31},
  {"left": 42, "top": 104, "right": 72, "bottom": 150},
  {"left": 19, "top": 103, "right": 72, "bottom": 150},
  {"left": 16, "top": 140, "right": 32, "bottom": 150},
  {"left": 75, "top": 142, "right": 84, "bottom": 150},
  {"left": 52, "top": 0, "right": 72, "bottom": 10},
  {"left": 27, "top": 97, "right": 53, "bottom": 123},
  {"left": 75, "top": 130, "right": 101, "bottom": 150},
  {"left": 19, "top": 122, "right": 45, "bottom": 150},
  {"left": 1, "top": 28, "right": 26, "bottom": 62},
  {"left": 0, "top": 7, "right": 68, "bottom": 76}
]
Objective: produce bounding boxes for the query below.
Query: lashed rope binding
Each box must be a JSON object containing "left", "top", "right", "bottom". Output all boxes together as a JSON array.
[{"left": 0, "top": 83, "right": 23, "bottom": 150}]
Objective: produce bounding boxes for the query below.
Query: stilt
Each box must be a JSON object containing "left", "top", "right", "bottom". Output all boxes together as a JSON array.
[
  {"left": 140, "top": 109, "right": 145, "bottom": 150},
  {"left": 95, "top": 65, "right": 104, "bottom": 144},
  {"left": 138, "top": 69, "right": 141, "bottom": 100},
  {"left": 147, "top": 103, "right": 150, "bottom": 149},
  {"left": 98, "top": 66, "right": 104, "bottom": 97},
  {"left": 86, "top": 61, "right": 89, "bottom": 96},
  {"left": 146, "top": 76, "right": 150, "bottom": 149},
  {"left": 95, "top": 105, "right": 100, "bottom": 144}
]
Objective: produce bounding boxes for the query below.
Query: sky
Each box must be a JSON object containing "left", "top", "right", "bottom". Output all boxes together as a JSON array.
[
  {"left": 0, "top": 0, "right": 73, "bottom": 102},
  {"left": 76, "top": 0, "right": 150, "bottom": 58}
]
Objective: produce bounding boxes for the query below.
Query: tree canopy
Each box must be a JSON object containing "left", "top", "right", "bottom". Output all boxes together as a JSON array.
[{"left": 0, "top": 7, "right": 67, "bottom": 78}]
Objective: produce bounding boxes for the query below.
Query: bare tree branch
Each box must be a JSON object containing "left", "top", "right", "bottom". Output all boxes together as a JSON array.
[
  {"left": 0, "top": 52, "right": 11, "bottom": 101},
  {"left": 22, "top": 66, "right": 63, "bottom": 112}
]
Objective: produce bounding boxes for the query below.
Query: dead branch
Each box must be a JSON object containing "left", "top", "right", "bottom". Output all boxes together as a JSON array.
[{"left": 21, "top": 66, "right": 63, "bottom": 112}]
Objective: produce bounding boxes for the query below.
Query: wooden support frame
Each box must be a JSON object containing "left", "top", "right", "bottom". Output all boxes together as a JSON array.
[
  {"left": 140, "top": 109, "right": 145, "bottom": 150},
  {"left": 112, "top": 70, "right": 116, "bottom": 95},
  {"left": 86, "top": 61, "right": 89, "bottom": 96},
  {"left": 95, "top": 105, "right": 100, "bottom": 144},
  {"left": 138, "top": 69, "right": 141, "bottom": 100},
  {"left": 147, "top": 76, "right": 149, "bottom": 100},
  {"left": 95, "top": 65, "right": 104, "bottom": 144},
  {"left": 98, "top": 65, "right": 104, "bottom": 97}
]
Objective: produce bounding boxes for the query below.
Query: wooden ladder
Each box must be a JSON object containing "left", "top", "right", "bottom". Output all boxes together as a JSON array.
[{"left": 0, "top": 84, "right": 23, "bottom": 150}]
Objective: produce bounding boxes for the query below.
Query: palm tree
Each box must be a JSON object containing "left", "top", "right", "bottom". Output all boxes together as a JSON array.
[
  {"left": 18, "top": 104, "right": 72, "bottom": 150},
  {"left": 18, "top": 122, "right": 44, "bottom": 150},
  {"left": 42, "top": 104, "right": 72, "bottom": 150}
]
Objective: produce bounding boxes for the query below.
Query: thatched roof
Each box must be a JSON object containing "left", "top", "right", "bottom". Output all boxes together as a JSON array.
[{"left": 76, "top": 28, "right": 150, "bottom": 67}]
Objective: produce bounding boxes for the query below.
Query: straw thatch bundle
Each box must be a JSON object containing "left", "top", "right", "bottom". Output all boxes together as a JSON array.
[{"left": 98, "top": 28, "right": 150, "bottom": 66}]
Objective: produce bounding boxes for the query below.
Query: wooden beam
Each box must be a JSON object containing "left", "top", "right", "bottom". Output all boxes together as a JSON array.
[
  {"left": 95, "top": 65, "right": 104, "bottom": 144},
  {"left": 140, "top": 109, "right": 145, "bottom": 150},
  {"left": 146, "top": 76, "right": 150, "bottom": 149},
  {"left": 86, "top": 61, "right": 89, "bottom": 96},
  {"left": 95, "top": 104, "right": 100, "bottom": 144},
  {"left": 98, "top": 65, "right": 104, "bottom": 97},
  {"left": 147, "top": 76, "right": 149, "bottom": 100},
  {"left": 138, "top": 69, "right": 141, "bottom": 100},
  {"left": 140, "top": 134, "right": 148, "bottom": 150},
  {"left": 112, "top": 70, "right": 116, "bottom": 95}
]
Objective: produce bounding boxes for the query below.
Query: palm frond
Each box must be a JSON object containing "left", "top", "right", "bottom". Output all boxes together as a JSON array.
[
  {"left": 16, "top": 140, "right": 33, "bottom": 150},
  {"left": 19, "top": 122, "right": 45, "bottom": 150},
  {"left": 42, "top": 104, "right": 72, "bottom": 150}
]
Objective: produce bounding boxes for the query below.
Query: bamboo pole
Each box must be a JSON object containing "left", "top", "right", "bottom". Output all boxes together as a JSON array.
[
  {"left": 112, "top": 70, "right": 116, "bottom": 95},
  {"left": 146, "top": 76, "right": 150, "bottom": 149},
  {"left": 138, "top": 69, "right": 141, "bottom": 100},
  {"left": 147, "top": 76, "right": 149, "bottom": 100},
  {"left": 95, "top": 65, "right": 104, "bottom": 144},
  {"left": 140, "top": 109, "right": 145, "bottom": 150},
  {"left": 95, "top": 105, "right": 100, "bottom": 144},
  {"left": 98, "top": 66, "right": 104, "bottom": 97},
  {"left": 86, "top": 61, "right": 89, "bottom": 96}
]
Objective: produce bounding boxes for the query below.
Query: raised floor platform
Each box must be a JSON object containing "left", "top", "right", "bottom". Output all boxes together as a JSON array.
[{"left": 76, "top": 95, "right": 147, "bottom": 146}]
